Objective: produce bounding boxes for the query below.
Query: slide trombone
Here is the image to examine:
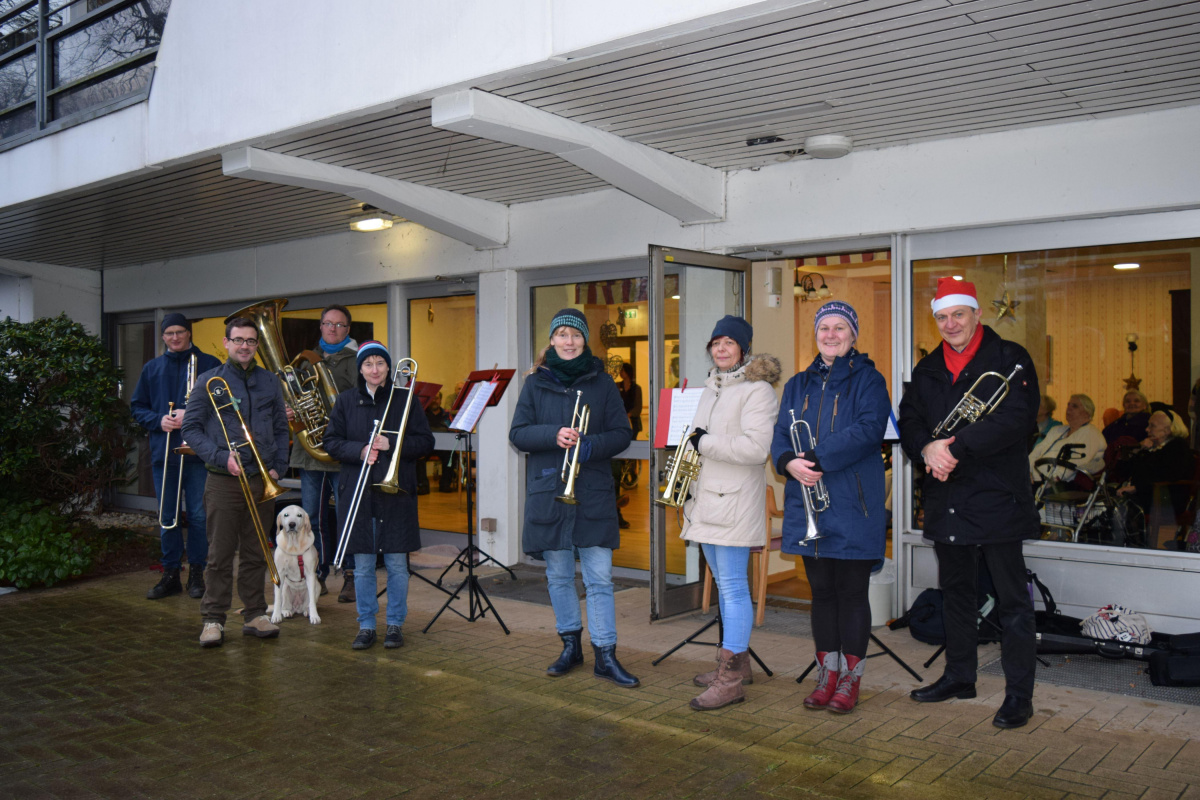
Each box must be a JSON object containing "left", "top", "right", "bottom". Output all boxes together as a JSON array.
[
  {"left": 334, "top": 358, "right": 417, "bottom": 568},
  {"left": 159, "top": 353, "right": 197, "bottom": 529},
  {"left": 789, "top": 410, "right": 828, "bottom": 542},
  {"left": 556, "top": 390, "right": 590, "bottom": 505},
  {"left": 932, "top": 364, "right": 1023, "bottom": 438},
  {"left": 655, "top": 426, "right": 702, "bottom": 509},
  {"left": 204, "top": 375, "right": 285, "bottom": 586}
]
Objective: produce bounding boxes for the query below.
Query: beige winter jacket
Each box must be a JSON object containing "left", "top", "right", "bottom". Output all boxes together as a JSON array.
[{"left": 680, "top": 354, "right": 781, "bottom": 547}]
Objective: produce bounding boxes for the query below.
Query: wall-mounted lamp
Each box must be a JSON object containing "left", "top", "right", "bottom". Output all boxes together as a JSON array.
[
  {"left": 349, "top": 205, "right": 397, "bottom": 232},
  {"left": 794, "top": 271, "right": 832, "bottom": 301}
]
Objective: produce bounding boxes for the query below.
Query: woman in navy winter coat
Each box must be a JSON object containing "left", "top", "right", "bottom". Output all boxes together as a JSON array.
[
  {"left": 771, "top": 301, "right": 890, "bottom": 714},
  {"left": 323, "top": 341, "right": 434, "bottom": 651},
  {"left": 509, "top": 309, "right": 638, "bottom": 688}
]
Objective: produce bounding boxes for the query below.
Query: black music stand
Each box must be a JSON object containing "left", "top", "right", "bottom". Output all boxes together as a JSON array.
[
  {"left": 424, "top": 369, "right": 516, "bottom": 635},
  {"left": 653, "top": 613, "right": 773, "bottom": 676}
]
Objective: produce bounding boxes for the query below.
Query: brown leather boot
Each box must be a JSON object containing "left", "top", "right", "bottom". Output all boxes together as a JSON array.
[
  {"left": 693, "top": 646, "right": 754, "bottom": 687},
  {"left": 689, "top": 648, "right": 747, "bottom": 711},
  {"left": 803, "top": 651, "right": 841, "bottom": 709}
]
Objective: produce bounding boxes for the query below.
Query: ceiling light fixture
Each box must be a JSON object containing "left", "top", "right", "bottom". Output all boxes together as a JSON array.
[
  {"left": 1113, "top": 263, "right": 1140, "bottom": 270},
  {"left": 794, "top": 271, "right": 832, "bottom": 301},
  {"left": 349, "top": 214, "right": 393, "bottom": 232},
  {"left": 803, "top": 134, "right": 853, "bottom": 159}
]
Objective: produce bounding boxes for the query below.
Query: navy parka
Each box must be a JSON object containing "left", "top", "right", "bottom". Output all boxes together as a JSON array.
[
  {"left": 509, "top": 358, "right": 632, "bottom": 557},
  {"left": 129, "top": 345, "right": 221, "bottom": 468},
  {"left": 771, "top": 352, "right": 891, "bottom": 560}
]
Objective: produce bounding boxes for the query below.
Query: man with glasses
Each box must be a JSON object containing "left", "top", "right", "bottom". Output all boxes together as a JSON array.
[
  {"left": 289, "top": 304, "right": 360, "bottom": 602},
  {"left": 130, "top": 313, "right": 221, "bottom": 600},
  {"left": 182, "top": 317, "right": 291, "bottom": 648}
]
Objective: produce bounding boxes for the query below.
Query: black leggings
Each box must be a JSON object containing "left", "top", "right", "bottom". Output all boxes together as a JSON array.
[{"left": 802, "top": 556, "right": 875, "bottom": 659}]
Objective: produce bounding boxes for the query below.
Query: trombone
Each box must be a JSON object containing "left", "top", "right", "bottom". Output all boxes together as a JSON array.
[
  {"left": 204, "top": 375, "right": 285, "bottom": 586},
  {"left": 159, "top": 353, "right": 197, "bottom": 529},
  {"left": 334, "top": 358, "right": 417, "bottom": 568},
  {"left": 789, "top": 410, "right": 828, "bottom": 542},
  {"left": 932, "top": 364, "right": 1023, "bottom": 438},
  {"left": 655, "top": 426, "right": 702, "bottom": 508},
  {"left": 556, "top": 390, "right": 590, "bottom": 505}
]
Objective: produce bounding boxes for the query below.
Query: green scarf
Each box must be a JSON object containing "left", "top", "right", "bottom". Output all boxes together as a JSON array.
[{"left": 546, "top": 346, "right": 594, "bottom": 387}]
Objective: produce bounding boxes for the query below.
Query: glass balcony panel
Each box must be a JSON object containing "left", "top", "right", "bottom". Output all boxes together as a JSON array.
[
  {"left": 52, "top": 0, "right": 168, "bottom": 88},
  {"left": 50, "top": 58, "right": 150, "bottom": 119},
  {"left": 0, "top": 99, "right": 33, "bottom": 138},
  {"left": 0, "top": 50, "right": 35, "bottom": 110}
]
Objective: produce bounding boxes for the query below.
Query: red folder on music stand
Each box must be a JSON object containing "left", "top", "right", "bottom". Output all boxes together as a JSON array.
[{"left": 413, "top": 381, "right": 442, "bottom": 411}]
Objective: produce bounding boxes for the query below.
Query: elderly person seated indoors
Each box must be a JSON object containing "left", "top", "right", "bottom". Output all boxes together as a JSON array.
[
  {"left": 1116, "top": 409, "right": 1194, "bottom": 515},
  {"left": 1103, "top": 390, "right": 1150, "bottom": 444},
  {"left": 1029, "top": 393, "right": 1106, "bottom": 485},
  {"left": 1030, "top": 394, "right": 1063, "bottom": 450}
]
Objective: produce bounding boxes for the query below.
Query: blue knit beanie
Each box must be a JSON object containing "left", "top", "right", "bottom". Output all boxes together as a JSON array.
[
  {"left": 708, "top": 315, "right": 752, "bottom": 356},
  {"left": 813, "top": 301, "right": 859, "bottom": 339},
  {"left": 356, "top": 340, "right": 391, "bottom": 371},
  {"left": 161, "top": 312, "right": 191, "bottom": 334},
  {"left": 550, "top": 308, "right": 589, "bottom": 342}
]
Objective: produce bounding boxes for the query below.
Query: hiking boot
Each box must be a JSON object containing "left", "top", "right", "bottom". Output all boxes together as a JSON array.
[
  {"left": 147, "top": 568, "right": 182, "bottom": 600},
  {"left": 384, "top": 625, "right": 404, "bottom": 649},
  {"left": 338, "top": 571, "right": 356, "bottom": 603},
  {"left": 803, "top": 651, "right": 840, "bottom": 709},
  {"left": 242, "top": 615, "right": 280, "bottom": 639},
  {"left": 352, "top": 629, "right": 376, "bottom": 650},
  {"left": 186, "top": 567, "right": 205, "bottom": 599},
  {"left": 827, "top": 654, "right": 864, "bottom": 714},
  {"left": 199, "top": 622, "right": 224, "bottom": 648},
  {"left": 690, "top": 648, "right": 747, "bottom": 711},
  {"left": 546, "top": 630, "right": 584, "bottom": 676},
  {"left": 694, "top": 647, "right": 754, "bottom": 687}
]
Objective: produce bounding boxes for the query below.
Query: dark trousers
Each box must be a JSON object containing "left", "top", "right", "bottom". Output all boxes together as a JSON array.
[
  {"left": 934, "top": 540, "right": 1036, "bottom": 699},
  {"left": 802, "top": 557, "right": 875, "bottom": 659},
  {"left": 200, "top": 473, "right": 273, "bottom": 625}
]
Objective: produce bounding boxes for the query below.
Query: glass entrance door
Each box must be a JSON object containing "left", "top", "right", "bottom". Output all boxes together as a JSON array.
[{"left": 649, "top": 246, "right": 752, "bottom": 620}]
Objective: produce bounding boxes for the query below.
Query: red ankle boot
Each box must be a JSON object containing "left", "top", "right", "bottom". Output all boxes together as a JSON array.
[
  {"left": 827, "top": 653, "right": 864, "bottom": 714},
  {"left": 803, "top": 651, "right": 840, "bottom": 709}
]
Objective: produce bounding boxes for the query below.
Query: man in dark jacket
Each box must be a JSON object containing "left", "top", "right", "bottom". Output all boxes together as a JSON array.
[
  {"left": 130, "top": 313, "right": 221, "bottom": 600},
  {"left": 899, "top": 278, "right": 1040, "bottom": 729},
  {"left": 182, "top": 317, "right": 291, "bottom": 648}
]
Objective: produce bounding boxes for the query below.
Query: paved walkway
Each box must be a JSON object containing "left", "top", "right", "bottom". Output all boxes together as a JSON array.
[{"left": 2, "top": 563, "right": 1198, "bottom": 799}]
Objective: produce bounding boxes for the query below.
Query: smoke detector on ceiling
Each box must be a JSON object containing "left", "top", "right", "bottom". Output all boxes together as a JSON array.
[{"left": 803, "top": 134, "right": 853, "bottom": 159}]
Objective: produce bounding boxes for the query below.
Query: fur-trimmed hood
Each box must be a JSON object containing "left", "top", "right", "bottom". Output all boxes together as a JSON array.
[{"left": 744, "top": 353, "right": 782, "bottom": 386}]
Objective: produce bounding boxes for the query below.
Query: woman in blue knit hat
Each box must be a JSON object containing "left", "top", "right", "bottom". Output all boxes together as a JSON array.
[
  {"left": 509, "top": 308, "right": 639, "bottom": 688},
  {"left": 771, "top": 300, "right": 891, "bottom": 714}
]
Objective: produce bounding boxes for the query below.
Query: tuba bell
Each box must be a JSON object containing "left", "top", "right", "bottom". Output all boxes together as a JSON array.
[{"left": 227, "top": 299, "right": 339, "bottom": 463}]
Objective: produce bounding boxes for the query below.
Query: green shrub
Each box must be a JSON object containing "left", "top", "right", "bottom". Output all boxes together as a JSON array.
[{"left": 0, "top": 501, "right": 93, "bottom": 589}]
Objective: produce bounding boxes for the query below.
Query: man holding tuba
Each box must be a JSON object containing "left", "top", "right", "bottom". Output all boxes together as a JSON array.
[
  {"left": 289, "top": 304, "right": 360, "bottom": 603},
  {"left": 182, "top": 316, "right": 292, "bottom": 648},
  {"left": 130, "top": 313, "right": 221, "bottom": 601},
  {"left": 898, "top": 278, "right": 1040, "bottom": 729}
]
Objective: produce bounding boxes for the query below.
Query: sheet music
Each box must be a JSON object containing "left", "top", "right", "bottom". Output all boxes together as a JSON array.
[
  {"left": 666, "top": 388, "right": 706, "bottom": 446},
  {"left": 450, "top": 381, "right": 496, "bottom": 432}
]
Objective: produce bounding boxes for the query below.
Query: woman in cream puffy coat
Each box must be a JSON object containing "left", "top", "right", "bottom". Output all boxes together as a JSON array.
[{"left": 680, "top": 315, "right": 780, "bottom": 710}]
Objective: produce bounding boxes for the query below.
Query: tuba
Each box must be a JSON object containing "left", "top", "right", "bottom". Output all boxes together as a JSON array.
[
  {"left": 159, "top": 353, "right": 197, "bottom": 528},
  {"left": 655, "top": 426, "right": 702, "bottom": 508},
  {"left": 788, "top": 410, "right": 828, "bottom": 542},
  {"left": 555, "top": 390, "right": 590, "bottom": 505},
  {"left": 933, "top": 364, "right": 1023, "bottom": 438},
  {"left": 204, "top": 375, "right": 285, "bottom": 586},
  {"left": 227, "top": 299, "right": 339, "bottom": 463}
]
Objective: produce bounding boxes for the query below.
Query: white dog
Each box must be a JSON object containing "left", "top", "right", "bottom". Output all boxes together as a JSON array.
[{"left": 270, "top": 505, "right": 322, "bottom": 625}]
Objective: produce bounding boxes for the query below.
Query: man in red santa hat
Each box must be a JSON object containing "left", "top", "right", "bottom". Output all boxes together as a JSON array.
[{"left": 898, "top": 277, "right": 1040, "bottom": 729}]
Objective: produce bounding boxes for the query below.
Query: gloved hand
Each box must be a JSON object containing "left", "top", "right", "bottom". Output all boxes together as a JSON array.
[{"left": 687, "top": 427, "right": 708, "bottom": 451}]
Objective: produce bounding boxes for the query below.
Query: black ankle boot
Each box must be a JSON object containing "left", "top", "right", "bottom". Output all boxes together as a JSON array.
[
  {"left": 147, "top": 568, "right": 182, "bottom": 600},
  {"left": 546, "top": 630, "right": 584, "bottom": 676},
  {"left": 593, "top": 644, "right": 640, "bottom": 688},
  {"left": 186, "top": 566, "right": 205, "bottom": 599}
]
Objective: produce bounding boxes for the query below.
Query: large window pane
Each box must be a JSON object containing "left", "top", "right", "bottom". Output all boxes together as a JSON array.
[
  {"left": 52, "top": 0, "right": 168, "bottom": 87},
  {"left": 0, "top": 50, "right": 34, "bottom": 110},
  {"left": 0, "top": 2, "right": 38, "bottom": 57},
  {"left": 0, "top": 99, "right": 33, "bottom": 138},
  {"left": 50, "top": 58, "right": 150, "bottom": 118}
]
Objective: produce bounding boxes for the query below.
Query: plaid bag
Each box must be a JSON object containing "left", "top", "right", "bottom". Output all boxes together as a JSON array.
[{"left": 1081, "top": 604, "right": 1152, "bottom": 644}]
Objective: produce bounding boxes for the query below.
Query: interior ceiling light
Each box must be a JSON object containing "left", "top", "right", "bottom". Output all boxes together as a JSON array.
[
  {"left": 629, "top": 101, "right": 833, "bottom": 140},
  {"left": 794, "top": 271, "right": 832, "bottom": 301},
  {"left": 953, "top": 275, "right": 964, "bottom": 280},
  {"left": 803, "top": 134, "right": 853, "bottom": 159},
  {"left": 1113, "top": 263, "right": 1140, "bottom": 270}
]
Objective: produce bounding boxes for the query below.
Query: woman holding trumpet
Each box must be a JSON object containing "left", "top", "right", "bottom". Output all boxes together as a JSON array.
[
  {"left": 771, "top": 301, "right": 890, "bottom": 714},
  {"left": 679, "top": 315, "right": 780, "bottom": 711},
  {"left": 324, "top": 342, "right": 434, "bottom": 650},
  {"left": 509, "top": 309, "right": 638, "bottom": 687}
]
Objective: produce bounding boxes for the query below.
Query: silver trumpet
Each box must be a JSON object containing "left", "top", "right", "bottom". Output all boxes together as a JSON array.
[
  {"left": 158, "top": 353, "right": 197, "bottom": 529},
  {"left": 556, "top": 390, "right": 590, "bottom": 505},
  {"left": 933, "top": 363, "right": 1023, "bottom": 438},
  {"left": 789, "top": 409, "right": 828, "bottom": 542}
]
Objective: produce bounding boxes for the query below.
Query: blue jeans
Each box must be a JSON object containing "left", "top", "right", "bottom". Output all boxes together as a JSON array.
[
  {"left": 700, "top": 542, "right": 752, "bottom": 654},
  {"left": 543, "top": 547, "right": 617, "bottom": 647},
  {"left": 151, "top": 459, "right": 209, "bottom": 571},
  {"left": 299, "top": 469, "right": 338, "bottom": 579},
  {"left": 353, "top": 551, "right": 409, "bottom": 630}
]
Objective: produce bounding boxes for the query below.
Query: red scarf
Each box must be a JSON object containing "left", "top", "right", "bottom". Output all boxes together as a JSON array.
[{"left": 942, "top": 324, "right": 983, "bottom": 383}]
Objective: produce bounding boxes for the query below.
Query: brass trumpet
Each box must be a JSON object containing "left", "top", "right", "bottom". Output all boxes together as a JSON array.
[
  {"left": 788, "top": 410, "right": 828, "bottom": 542},
  {"left": 556, "top": 390, "right": 590, "bottom": 505},
  {"left": 933, "top": 364, "right": 1023, "bottom": 438},
  {"left": 655, "top": 426, "right": 702, "bottom": 508},
  {"left": 204, "top": 375, "right": 285, "bottom": 586},
  {"left": 159, "top": 353, "right": 197, "bottom": 529}
]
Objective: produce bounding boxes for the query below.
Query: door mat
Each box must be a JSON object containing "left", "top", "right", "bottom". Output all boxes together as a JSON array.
[
  {"left": 980, "top": 653, "right": 1200, "bottom": 707},
  {"left": 473, "top": 565, "right": 643, "bottom": 606}
]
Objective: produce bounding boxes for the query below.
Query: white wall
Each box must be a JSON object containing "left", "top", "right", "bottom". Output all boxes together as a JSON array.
[{"left": 0, "top": 259, "right": 101, "bottom": 333}]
